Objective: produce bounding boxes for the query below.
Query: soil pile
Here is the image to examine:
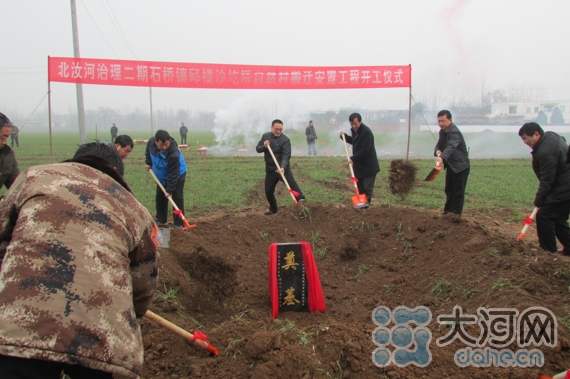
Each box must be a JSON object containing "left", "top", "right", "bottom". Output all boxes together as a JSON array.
[
  {"left": 388, "top": 159, "right": 418, "bottom": 197},
  {"left": 139, "top": 203, "right": 570, "bottom": 379}
]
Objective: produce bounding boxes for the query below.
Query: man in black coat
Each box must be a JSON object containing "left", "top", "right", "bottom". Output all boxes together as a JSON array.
[
  {"left": 434, "top": 110, "right": 470, "bottom": 216},
  {"left": 256, "top": 119, "right": 305, "bottom": 215},
  {"left": 519, "top": 122, "right": 570, "bottom": 254},
  {"left": 339, "top": 112, "right": 380, "bottom": 206}
]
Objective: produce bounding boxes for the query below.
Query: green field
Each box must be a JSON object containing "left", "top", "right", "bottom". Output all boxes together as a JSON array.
[{"left": 5, "top": 131, "right": 539, "bottom": 220}]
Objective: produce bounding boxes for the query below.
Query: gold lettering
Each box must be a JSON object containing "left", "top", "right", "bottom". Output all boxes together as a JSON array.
[
  {"left": 282, "top": 251, "right": 299, "bottom": 270},
  {"left": 282, "top": 287, "right": 300, "bottom": 306}
]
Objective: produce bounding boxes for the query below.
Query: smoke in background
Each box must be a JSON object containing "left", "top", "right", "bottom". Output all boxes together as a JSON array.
[{"left": 210, "top": 92, "right": 306, "bottom": 155}]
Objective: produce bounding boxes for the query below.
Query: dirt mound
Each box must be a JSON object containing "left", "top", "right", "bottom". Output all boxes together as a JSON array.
[
  {"left": 140, "top": 203, "right": 570, "bottom": 378},
  {"left": 388, "top": 159, "right": 418, "bottom": 197}
]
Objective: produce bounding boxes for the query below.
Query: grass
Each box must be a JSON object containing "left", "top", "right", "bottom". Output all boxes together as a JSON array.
[
  {"left": 492, "top": 278, "right": 511, "bottom": 290},
  {"left": 431, "top": 279, "right": 453, "bottom": 297},
  {"left": 354, "top": 264, "right": 369, "bottom": 277},
  {"left": 314, "top": 247, "right": 328, "bottom": 261},
  {"left": 4, "top": 131, "right": 542, "bottom": 217}
]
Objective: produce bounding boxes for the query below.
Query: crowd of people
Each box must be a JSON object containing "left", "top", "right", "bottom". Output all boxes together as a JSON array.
[{"left": 0, "top": 109, "right": 569, "bottom": 377}]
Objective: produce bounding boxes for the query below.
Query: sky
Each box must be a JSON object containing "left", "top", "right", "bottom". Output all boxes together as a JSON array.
[{"left": 2, "top": 0, "right": 570, "bottom": 121}]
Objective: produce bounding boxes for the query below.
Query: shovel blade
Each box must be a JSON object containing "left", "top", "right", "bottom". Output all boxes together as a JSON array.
[
  {"left": 351, "top": 194, "right": 369, "bottom": 208},
  {"left": 424, "top": 166, "right": 442, "bottom": 181}
]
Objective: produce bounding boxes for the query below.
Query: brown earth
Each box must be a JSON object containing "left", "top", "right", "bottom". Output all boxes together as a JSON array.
[{"left": 138, "top": 203, "right": 570, "bottom": 379}]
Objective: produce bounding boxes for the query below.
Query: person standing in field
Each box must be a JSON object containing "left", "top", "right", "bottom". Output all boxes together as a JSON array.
[
  {"left": 9, "top": 122, "right": 19, "bottom": 148},
  {"left": 256, "top": 119, "right": 305, "bottom": 215},
  {"left": 519, "top": 122, "right": 570, "bottom": 255},
  {"left": 434, "top": 110, "right": 470, "bottom": 216},
  {"left": 0, "top": 141, "right": 159, "bottom": 379},
  {"left": 305, "top": 120, "right": 317, "bottom": 156},
  {"left": 115, "top": 135, "right": 134, "bottom": 160},
  {"left": 145, "top": 130, "right": 187, "bottom": 228},
  {"left": 180, "top": 122, "right": 188, "bottom": 145},
  {"left": 110, "top": 123, "right": 118, "bottom": 143},
  {"left": 0, "top": 113, "right": 20, "bottom": 190},
  {"left": 339, "top": 112, "right": 380, "bottom": 207}
]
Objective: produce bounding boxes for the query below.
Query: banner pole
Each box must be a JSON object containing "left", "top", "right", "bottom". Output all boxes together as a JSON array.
[
  {"left": 406, "top": 64, "right": 412, "bottom": 161},
  {"left": 48, "top": 56, "right": 53, "bottom": 163},
  {"left": 149, "top": 87, "right": 154, "bottom": 135}
]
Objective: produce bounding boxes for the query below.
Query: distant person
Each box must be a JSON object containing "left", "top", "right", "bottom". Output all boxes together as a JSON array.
[
  {"left": 305, "top": 120, "right": 317, "bottom": 156},
  {"left": 256, "top": 119, "right": 305, "bottom": 215},
  {"left": 110, "top": 123, "right": 118, "bottom": 143},
  {"left": 179, "top": 122, "right": 188, "bottom": 145},
  {"left": 115, "top": 135, "right": 134, "bottom": 160},
  {"left": 0, "top": 113, "right": 20, "bottom": 190},
  {"left": 434, "top": 110, "right": 470, "bottom": 216},
  {"left": 145, "top": 130, "right": 187, "bottom": 228},
  {"left": 0, "top": 141, "right": 159, "bottom": 379},
  {"left": 339, "top": 112, "right": 380, "bottom": 207},
  {"left": 9, "top": 122, "right": 19, "bottom": 148},
  {"left": 519, "top": 122, "right": 570, "bottom": 255}
]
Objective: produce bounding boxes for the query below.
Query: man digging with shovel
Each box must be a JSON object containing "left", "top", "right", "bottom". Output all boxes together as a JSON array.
[{"left": 256, "top": 119, "right": 305, "bottom": 215}]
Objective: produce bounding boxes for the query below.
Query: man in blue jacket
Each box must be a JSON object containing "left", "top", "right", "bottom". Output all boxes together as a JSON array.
[
  {"left": 519, "top": 122, "right": 570, "bottom": 255},
  {"left": 145, "top": 130, "right": 187, "bottom": 228},
  {"left": 339, "top": 112, "right": 380, "bottom": 206},
  {"left": 434, "top": 110, "right": 470, "bottom": 216}
]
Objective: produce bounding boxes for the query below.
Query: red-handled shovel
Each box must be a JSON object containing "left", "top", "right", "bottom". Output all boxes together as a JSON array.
[
  {"left": 424, "top": 155, "right": 442, "bottom": 181},
  {"left": 341, "top": 133, "right": 369, "bottom": 209},
  {"left": 148, "top": 169, "right": 196, "bottom": 230},
  {"left": 517, "top": 207, "right": 538, "bottom": 241},
  {"left": 145, "top": 310, "right": 218, "bottom": 355},
  {"left": 267, "top": 144, "right": 300, "bottom": 204}
]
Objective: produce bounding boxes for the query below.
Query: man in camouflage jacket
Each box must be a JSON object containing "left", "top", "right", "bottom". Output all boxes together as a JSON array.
[
  {"left": 0, "top": 141, "right": 159, "bottom": 379},
  {"left": 0, "top": 113, "right": 20, "bottom": 190}
]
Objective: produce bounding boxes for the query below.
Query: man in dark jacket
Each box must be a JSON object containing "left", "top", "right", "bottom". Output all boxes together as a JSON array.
[
  {"left": 0, "top": 113, "right": 20, "bottom": 190},
  {"left": 145, "top": 130, "right": 187, "bottom": 228},
  {"left": 434, "top": 110, "right": 470, "bottom": 216},
  {"left": 519, "top": 122, "right": 570, "bottom": 254},
  {"left": 305, "top": 120, "right": 318, "bottom": 156},
  {"left": 110, "top": 123, "right": 118, "bottom": 143},
  {"left": 339, "top": 112, "right": 380, "bottom": 206},
  {"left": 180, "top": 122, "right": 188, "bottom": 145},
  {"left": 256, "top": 119, "right": 305, "bottom": 215}
]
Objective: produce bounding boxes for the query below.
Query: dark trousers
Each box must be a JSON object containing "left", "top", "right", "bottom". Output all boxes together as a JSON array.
[
  {"left": 444, "top": 167, "right": 470, "bottom": 215},
  {"left": 111, "top": 135, "right": 117, "bottom": 143},
  {"left": 156, "top": 172, "right": 186, "bottom": 226},
  {"left": 0, "top": 354, "right": 113, "bottom": 379},
  {"left": 307, "top": 141, "right": 317, "bottom": 156},
  {"left": 356, "top": 175, "right": 377, "bottom": 204},
  {"left": 265, "top": 168, "right": 303, "bottom": 212},
  {"left": 10, "top": 136, "right": 18, "bottom": 148},
  {"left": 181, "top": 135, "right": 187, "bottom": 144},
  {"left": 536, "top": 200, "right": 570, "bottom": 253}
]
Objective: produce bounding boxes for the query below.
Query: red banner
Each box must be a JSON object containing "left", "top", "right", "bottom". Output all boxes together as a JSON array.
[{"left": 48, "top": 56, "right": 411, "bottom": 89}]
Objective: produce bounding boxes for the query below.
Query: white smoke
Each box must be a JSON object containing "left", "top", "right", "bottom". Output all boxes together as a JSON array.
[{"left": 209, "top": 91, "right": 313, "bottom": 156}]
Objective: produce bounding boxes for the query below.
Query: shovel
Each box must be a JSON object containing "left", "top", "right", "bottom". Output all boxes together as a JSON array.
[
  {"left": 266, "top": 144, "right": 300, "bottom": 204},
  {"left": 424, "top": 155, "right": 442, "bottom": 181},
  {"left": 144, "top": 310, "right": 219, "bottom": 355},
  {"left": 517, "top": 207, "right": 538, "bottom": 241},
  {"left": 148, "top": 169, "right": 196, "bottom": 230},
  {"left": 341, "top": 133, "right": 369, "bottom": 209}
]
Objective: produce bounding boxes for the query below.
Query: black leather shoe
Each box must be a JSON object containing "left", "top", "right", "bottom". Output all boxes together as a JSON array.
[{"left": 264, "top": 209, "right": 277, "bottom": 215}]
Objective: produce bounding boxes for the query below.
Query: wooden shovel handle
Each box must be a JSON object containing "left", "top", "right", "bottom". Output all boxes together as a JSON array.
[
  {"left": 144, "top": 310, "right": 218, "bottom": 355},
  {"left": 147, "top": 169, "right": 196, "bottom": 229},
  {"left": 266, "top": 144, "right": 298, "bottom": 204}
]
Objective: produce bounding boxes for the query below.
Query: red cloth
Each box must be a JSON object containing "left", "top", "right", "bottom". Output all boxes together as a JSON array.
[
  {"left": 268, "top": 242, "right": 326, "bottom": 318},
  {"left": 300, "top": 242, "right": 327, "bottom": 314},
  {"left": 268, "top": 244, "right": 279, "bottom": 318}
]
